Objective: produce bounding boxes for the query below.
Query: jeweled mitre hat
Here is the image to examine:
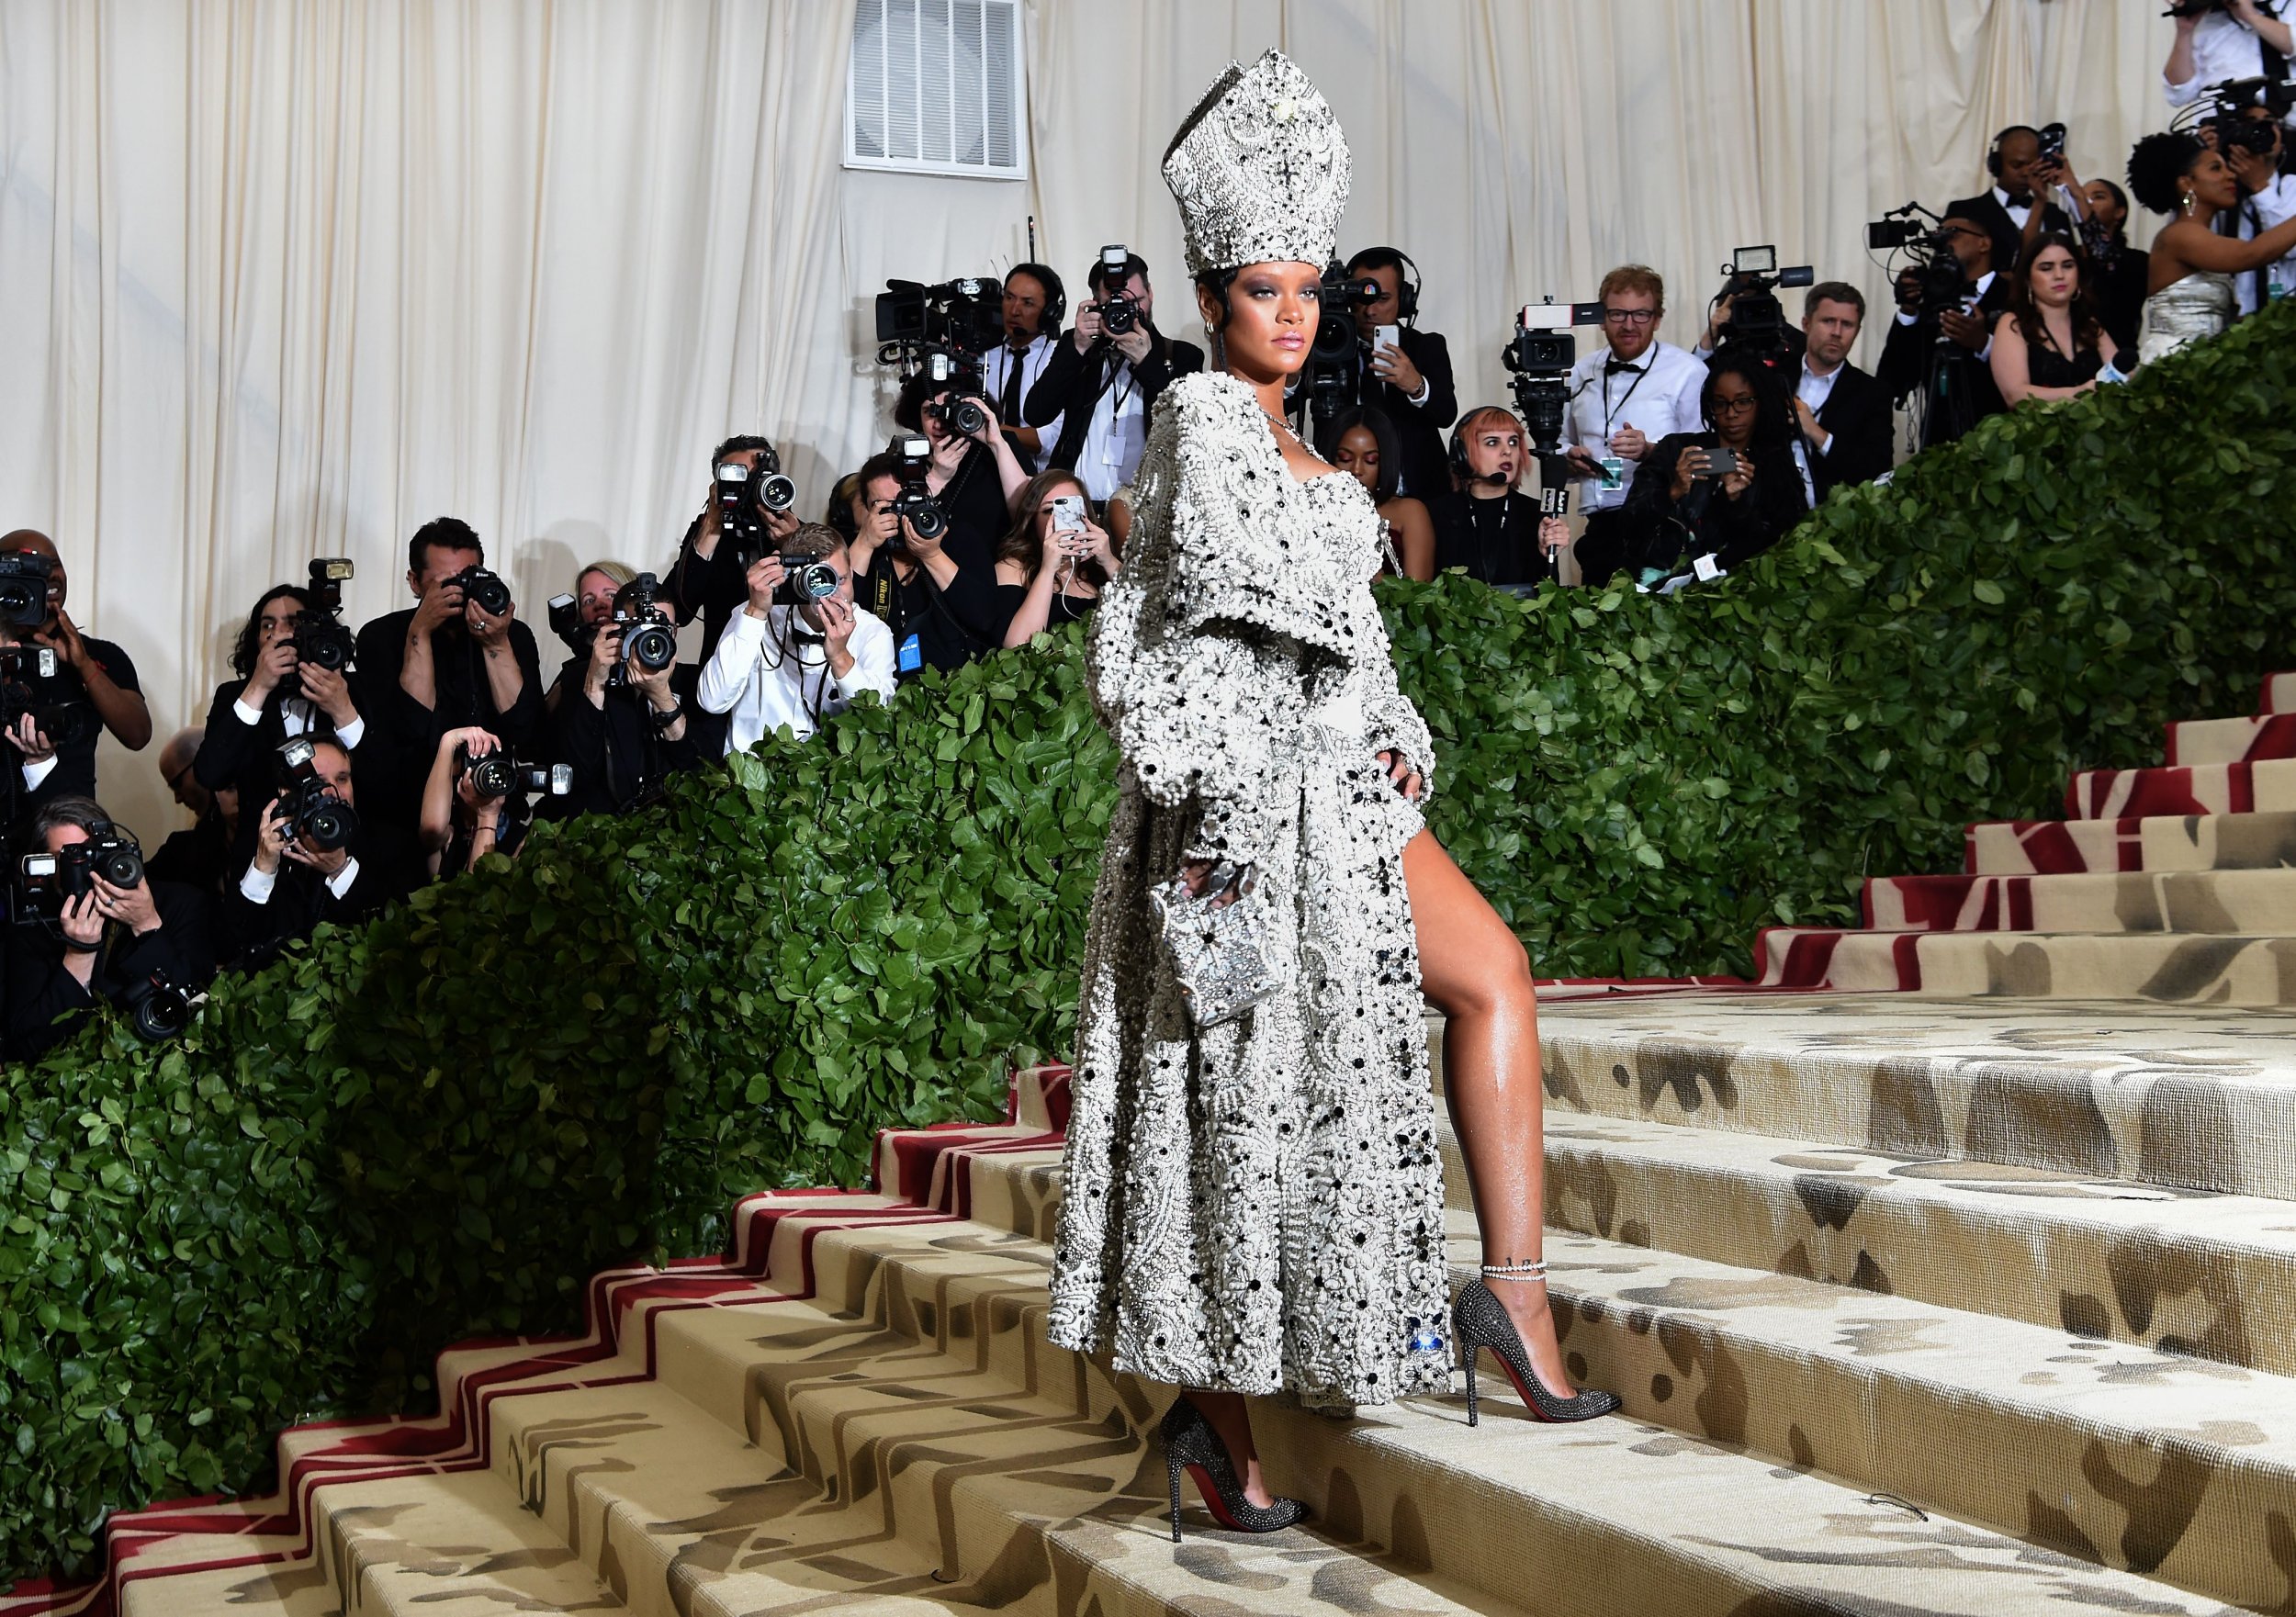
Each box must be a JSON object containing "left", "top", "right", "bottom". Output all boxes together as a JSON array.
[{"left": 1162, "top": 50, "right": 1351, "bottom": 276}]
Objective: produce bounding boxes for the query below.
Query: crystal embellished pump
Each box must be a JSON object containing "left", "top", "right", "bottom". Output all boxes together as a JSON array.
[
  {"left": 1452, "top": 1264, "right": 1622, "bottom": 1426},
  {"left": 1160, "top": 1398, "right": 1311, "bottom": 1542}
]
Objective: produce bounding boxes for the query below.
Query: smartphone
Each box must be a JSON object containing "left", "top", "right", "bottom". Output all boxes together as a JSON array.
[
  {"left": 1374, "top": 322, "right": 1401, "bottom": 354},
  {"left": 1050, "top": 494, "right": 1086, "bottom": 533},
  {"left": 1704, "top": 446, "right": 1740, "bottom": 479}
]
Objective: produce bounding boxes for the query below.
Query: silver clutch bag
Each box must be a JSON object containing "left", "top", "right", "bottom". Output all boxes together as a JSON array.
[{"left": 1148, "top": 861, "right": 1282, "bottom": 1029}]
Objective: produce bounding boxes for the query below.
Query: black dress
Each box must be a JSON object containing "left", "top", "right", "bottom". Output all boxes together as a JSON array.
[
  {"left": 1582, "top": 432, "right": 1810, "bottom": 586},
  {"left": 1425, "top": 490, "right": 1555, "bottom": 589},
  {"left": 2025, "top": 323, "right": 2104, "bottom": 389}
]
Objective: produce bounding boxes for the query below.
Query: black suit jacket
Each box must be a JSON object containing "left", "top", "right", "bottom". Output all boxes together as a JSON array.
[
  {"left": 1356, "top": 326, "right": 1458, "bottom": 499},
  {"left": 225, "top": 823, "right": 418, "bottom": 966},
  {"left": 1945, "top": 190, "right": 2071, "bottom": 276},
  {"left": 7, "top": 880, "right": 217, "bottom": 1061},
  {"left": 190, "top": 677, "right": 368, "bottom": 876},
  {"left": 353, "top": 611, "right": 546, "bottom": 832},
  {"left": 1024, "top": 328, "right": 1205, "bottom": 476},
  {"left": 1875, "top": 273, "right": 2012, "bottom": 448},
  {"left": 1806, "top": 362, "right": 1893, "bottom": 500}
]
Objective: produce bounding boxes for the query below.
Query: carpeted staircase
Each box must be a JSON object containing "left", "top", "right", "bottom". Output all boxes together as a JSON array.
[{"left": 14, "top": 681, "right": 2296, "bottom": 1616}]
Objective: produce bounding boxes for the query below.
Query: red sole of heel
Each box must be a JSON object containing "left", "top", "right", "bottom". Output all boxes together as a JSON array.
[
  {"left": 1486, "top": 1350, "right": 1571, "bottom": 1423},
  {"left": 1182, "top": 1462, "right": 1261, "bottom": 1532}
]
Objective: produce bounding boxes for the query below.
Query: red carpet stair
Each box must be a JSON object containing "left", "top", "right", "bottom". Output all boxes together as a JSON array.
[{"left": 1758, "top": 672, "right": 2296, "bottom": 1002}]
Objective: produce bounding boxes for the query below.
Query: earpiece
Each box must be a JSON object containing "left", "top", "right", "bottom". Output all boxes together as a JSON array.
[
  {"left": 1393, "top": 250, "right": 1424, "bottom": 325},
  {"left": 1446, "top": 421, "right": 1469, "bottom": 483}
]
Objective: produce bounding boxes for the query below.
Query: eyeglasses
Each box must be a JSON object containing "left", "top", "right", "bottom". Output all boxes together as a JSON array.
[
  {"left": 1711, "top": 396, "right": 1758, "bottom": 415},
  {"left": 1601, "top": 308, "right": 1658, "bottom": 326}
]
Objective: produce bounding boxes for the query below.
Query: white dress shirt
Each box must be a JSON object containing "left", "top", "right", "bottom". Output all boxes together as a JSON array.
[
  {"left": 230, "top": 692, "right": 366, "bottom": 752},
  {"left": 980, "top": 331, "right": 1064, "bottom": 472},
  {"left": 695, "top": 602, "right": 897, "bottom": 754},
  {"left": 2231, "top": 173, "right": 2296, "bottom": 315},
  {"left": 1075, "top": 360, "right": 1149, "bottom": 502},
  {"left": 1797, "top": 357, "right": 1842, "bottom": 457},
  {"left": 2167, "top": 7, "right": 2296, "bottom": 127},
  {"left": 1566, "top": 339, "right": 1708, "bottom": 511},
  {"left": 241, "top": 855, "right": 362, "bottom": 905}
]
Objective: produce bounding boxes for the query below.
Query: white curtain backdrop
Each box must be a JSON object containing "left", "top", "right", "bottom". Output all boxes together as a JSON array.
[{"left": 1, "top": 0, "right": 2173, "bottom": 839}]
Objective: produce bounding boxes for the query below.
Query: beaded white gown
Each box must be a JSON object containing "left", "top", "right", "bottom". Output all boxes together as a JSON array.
[{"left": 1046, "top": 371, "right": 1453, "bottom": 1409}]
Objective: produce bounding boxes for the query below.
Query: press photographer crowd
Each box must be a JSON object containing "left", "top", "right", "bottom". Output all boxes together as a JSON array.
[{"left": 1, "top": 27, "right": 2290, "bottom": 1060}]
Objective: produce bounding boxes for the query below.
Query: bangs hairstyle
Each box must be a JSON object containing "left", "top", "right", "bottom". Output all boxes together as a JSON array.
[
  {"left": 1315, "top": 406, "right": 1404, "bottom": 503},
  {"left": 231, "top": 585, "right": 312, "bottom": 679},
  {"left": 1454, "top": 406, "right": 1527, "bottom": 490}
]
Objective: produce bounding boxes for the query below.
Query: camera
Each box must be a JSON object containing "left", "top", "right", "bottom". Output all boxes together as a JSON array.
[
  {"left": 445, "top": 566, "right": 512, "bottom": 619},
  {"left": 1712, "top": 245, "right": 1814, "bottom": 360},
  {"left": 20, "top": 827, "right": 145, "bottom": 907},
  {"left": 2209, "top": 76, "right": 2296, "bottom": 153},
  {"left": 611, "top": 573, "right": 678, "bottom": 677},
  {"left": 125, "top": 971, "right": 193, "bottom": 1041},
  {"left": 875, "top": 275, "right": 1005, "bottom": 359},
  {"left": 0, "top": 642, "right": 89, "bottom": 753},
  {"left": 290, "top": 557, "right": 357, "bottom": 674},
  {"left": 886, "top": 434, "right": 947, "bottom": 543},
  {"left": 774, "top": 557, "right": 841, "bottom": 607},
  {"left": 1867, "top": 206, "right": 1969, "bottom": 320},
  {"left": 2164, "top": 0, "right": 2234, "bottom": 17},
  {"left": 0, "top": 553, "right": 54, "bottom": 630},
  {"left": 1296, "top": 264, "right": 1384, "bottom": 426},
  {"left": 547, "top": 592, "right": 588, "bottom": 654},
  {"left": 917, "top": 350, "right": 992, "bottom": 440},
  {"left": 458, "top": 745, "right": 572, "bottom": 806},
  {"left": 1095, "top": 245, "right": 1142, "bottom": 335},
  {"left": 276, "top": 736, "right": 357, "bottom": 853},
  {"left": 1503, "top": 298, "right": 1603, "bottom": 460},
  {"left": 714, "top": 452, "right": 799, "bottom": 568}
]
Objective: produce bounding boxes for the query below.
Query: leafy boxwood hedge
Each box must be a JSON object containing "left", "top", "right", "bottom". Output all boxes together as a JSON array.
[{"left": 2, "top": 299, "right": 2290, "bottom": 1587}]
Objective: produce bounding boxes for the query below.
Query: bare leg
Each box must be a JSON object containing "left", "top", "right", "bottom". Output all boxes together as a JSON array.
[
  {"left": 1181, "top": 1389, "right": 1276, "bottom": 1507},
  {"left": 1403, "top": 827, "right": 1581, "bottom": 1398}
]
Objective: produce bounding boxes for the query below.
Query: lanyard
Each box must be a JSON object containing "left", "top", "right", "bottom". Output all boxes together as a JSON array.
[{"left": 1601, "top": 362, "right": 1649, "bottom": 438}]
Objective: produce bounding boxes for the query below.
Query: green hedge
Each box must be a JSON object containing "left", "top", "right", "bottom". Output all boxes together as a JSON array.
[{"left": 2, "top": 298, "right": 2290, "bottom": 1587}]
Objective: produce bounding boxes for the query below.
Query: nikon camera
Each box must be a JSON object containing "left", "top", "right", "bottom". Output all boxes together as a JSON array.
[
  {"left": 291, "top": 558, "right": 357, "bottom": 672},
  {"left": 20, "top": 826, "right": 145, "bottom": 910},
  {"left": 276, "top": 736, "right": 357, "bottom": 852}
]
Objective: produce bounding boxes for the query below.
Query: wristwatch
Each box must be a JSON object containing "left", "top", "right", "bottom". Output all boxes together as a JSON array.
[{"left": 648, "top": 701, "right": 684, "bottom": 730}]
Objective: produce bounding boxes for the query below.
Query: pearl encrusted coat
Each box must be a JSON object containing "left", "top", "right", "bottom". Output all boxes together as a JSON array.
[{"left": 1047, "top": 371, "right": 1452, "bottom": 1407}]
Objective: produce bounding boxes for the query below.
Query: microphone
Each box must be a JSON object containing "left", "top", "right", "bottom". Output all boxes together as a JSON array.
[{"left": 1470, "top": 470, "right": 1514, "bottom": 487}]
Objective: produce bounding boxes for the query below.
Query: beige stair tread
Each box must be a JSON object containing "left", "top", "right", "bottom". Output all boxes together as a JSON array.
[
  {"left": 1488, "top": 993, "right": 2296, "bottom": 1199},
  {"left": 1438, "top": 1109, "right": 2296, "bottom": 1374},
  {"left": 1780, "top": 927, "right": 2296, "bottom": 1005},
  {"left": 1966, "top": 809, "right": 2296, "bottom": 875},
  {"left": 1867, "top": 866, "right": 2296, "bottom": 933}
]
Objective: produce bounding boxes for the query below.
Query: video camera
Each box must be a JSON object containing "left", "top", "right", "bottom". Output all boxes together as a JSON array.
[
  {"left": 0, "top": 553, "right": 54, "bottom": 631},
  {"left": 1296, "top": 264, "right": 1384, "bottom": 427},
  {"left": 1866, "top": 204, "right": 1968, "bottom": 320},
  {"left": 2207, "top": 75, "right": 2296, "bottom": 153},
  {"left": 20, "top": 825, "right": 145, "bottom": 910},
  {"left": 885, "top": 434, "right": 948, "bottom": 544},
  {"left": 291, "top": 558, "right": 357, "bottom": 676},
  {"left": 713, "top": 450, "right": 800, "bottom": 568},
  {"left": 276, "top": 736, "right": 357, "bottom": 853},
  {"left": 875, "top": 275, "right": 1005, "bottom": 360},
  {"left": 1502, "top": 298, "right": 1603, "bottom": 463},
  {"left": 1711, "top": 246, "right": 1814, "bottom": 360}
]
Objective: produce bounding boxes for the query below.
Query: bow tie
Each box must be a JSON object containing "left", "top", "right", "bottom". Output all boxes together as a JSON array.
[
  {"left": 1604, "top": 357, "right": 1645, "bottom": 376},
  {"left": 790, "top": 625, "right": 826, "bottom": 645}
]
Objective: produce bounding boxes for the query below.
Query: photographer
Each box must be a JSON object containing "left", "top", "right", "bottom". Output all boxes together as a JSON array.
[
  {"left": 663, "top": 435, "right": 801, "bottom": 656},
  {"left": 697, "top": 522, "right": 895, "bottom": 751},
  {"left": 6, "top": 795, "right": 215, "bottom": 1061},
  {"left": 995, "top": 471, "right": 1120, "bottom": 646},
  {"left": 546, "top": 562, "right": 700, "bottom": 815},
  {"left": 1428, "top": 407, "right": 1568, "bottom": 589},
  {"left": 983, "top": 264, "right": 1066, "bottom": 472},
  {"left": 1876, "top": 216, "right": 2009, "bottom": 447},
  {"left": 418, "top": 726, "right": 557, "bottom": 880},
  {"left": 0, "top": 530, "right": 152, "bottom": 805},
  {"left": 355, "top": 518, "right": 544, "bottom": 831},
  {"left": 192, "top": 583, "right": 366, "bottom": 873},
  {"left": 1342, "top": 247, "right": 1458, "bottom": 498},
  {"left": 2167, "top": 2, "right": 2293, "bottom": 126},
  {"left": 1991, "top": 234, "right": 2122, "bottom": 406},
  {"left": 1024, "top": 250, "right": 1205, "bottom": 499},
  {"left": 1562, "top": 267, "right": 1708, "bottom": 516},
  {"left": 1949, "top": 127, "right": 2074, "bottom": 275},
  {"left": 1793, "top": 284, "right": 1893, "bottom": 501},
  {"left": 148, "top": 728, "right": 238, "bottom": 897},
  {"left": 2212, "top": 105, "right": 2296, "bottom": 313},
  {"left": 1583, "top": 354, "right": 1810, "bottom": 591},
  {"left": 2082, "top": 179, "right": 2154, "bottom": 354},
  {"left": 231, "top": 739, "right": 413, "bottom": 964}
]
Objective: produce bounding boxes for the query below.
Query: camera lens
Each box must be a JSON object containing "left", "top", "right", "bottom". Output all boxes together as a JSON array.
[
  {"left": 626, "top": 621, "right": 677, "bottom": 671},
  {"left": 298, "top": 797, "right": 355, "bottom": 852},
  {"left": 131, "top": 980, "right": 191, "bottom": 1041},
  {"left": 758, "top": 473, "right": 798, "bottom": 512},
  {"left": 903, "top": 498, "right": 948, "bottom": 541},
  {"left": 459, "top": 570, "right": 512, "bottom": 617},
  {"left": 793, "top": 564, "right": 839, "bottom": 603},
  {"left": 469, "top": 756, "right": 514, "bottom": 802},
  {"left": 99, "top": 847, "right": 143, "bottom": 889}
]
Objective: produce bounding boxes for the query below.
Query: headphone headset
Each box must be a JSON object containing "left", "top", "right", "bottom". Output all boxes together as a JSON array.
[
  {"left": 1446, "top": 420, "right": 1469, "bottom": 483},
  {"left": 1986, "top": 125, "right": 2038, "bottom": 180},
  {"left": 1007, "top": 264, "right": 1065, "bottom": 334},
  {"left": 1353, "top": 247, "right": 1424, "bottom": 325}
]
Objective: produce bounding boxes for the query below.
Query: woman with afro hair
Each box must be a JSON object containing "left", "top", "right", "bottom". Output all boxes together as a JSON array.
[{"left": 2126, "top": 129, "right": 2296, "bottom": 363}]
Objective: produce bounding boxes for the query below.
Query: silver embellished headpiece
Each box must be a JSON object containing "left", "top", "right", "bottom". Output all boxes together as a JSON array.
[{"left": 1162, "top": 50, "right": 1351, "bottom": 277}]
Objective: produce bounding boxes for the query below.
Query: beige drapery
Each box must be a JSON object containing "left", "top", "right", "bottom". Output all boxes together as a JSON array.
[{"left": 1, "top": 0, "right": 2169, "bottom": 838}]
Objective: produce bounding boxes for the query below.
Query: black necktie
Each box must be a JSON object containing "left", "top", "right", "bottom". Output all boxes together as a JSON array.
[
  {"left": 1605, "top": 357, "right": 1644, "bottom": 376},
  {"left": 999, "top": 342, "right": 1026, "bottom": 422}
]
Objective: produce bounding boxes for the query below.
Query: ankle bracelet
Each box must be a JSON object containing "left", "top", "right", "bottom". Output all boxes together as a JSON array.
[{"left": 1480, "top": 1259, "right": 1548, "bottom": 1282}]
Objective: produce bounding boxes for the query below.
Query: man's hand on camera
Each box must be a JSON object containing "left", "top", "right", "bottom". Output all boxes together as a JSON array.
[
  {"left": 298, "top": 661, "right": 357, "bottom": 727},
  {"left": 2229, "top": 140, "right": 2279, "bottom": 196},
  {"left": 1702, "top": 291, "right": 1738, "bottom": 352},
  {"left": 253, "top": 794, "right": 292, "bottom": 876},
  {"left": 765, "top": 507, "right": 800, "bottom": 545},
  {"left": 59, "top": 891, "right": 104, "bottom": 952},
  {"left": 583, "top": 622, "right": 625, "bottom": 695},
  {"left": 815, "top": 596, "right": 858, "bottom": 676},
  {"left": 6, "top": 713, "right": 55, "bottom": 766},
  {"left": 1940, "top": 308, "right": 1988, "bottom": 351},
  {"left": 243, "top": 637, "right": 299, "bottom": 705},
  {"left": 32, "top": 609, "right": 90, "bottom": 673},
  {"left": 94, "top": 872, "right": 160, "bottom": 936},
  {"left": 1368, "top": 340, "right": 1423, "bottom": 396},
  {"left": 1072, "top": 302, "right": 1106, "bottom": 353},
  {"left": 411, "top": 578, "right": 467, "bottom": 640},
  {"left": 625, "top": 637, "right": 676, "bottom": 705},
  {"left": 1109, "top": 325, "right": 1154, "bottom": 366},
  {"left": 284, "top": 827, "right": 349, "bottom": 878},
  {"left": 900, "top": 516, "right": 946, "bottom": 562},
  {"left": 1895, "top": 267, "right": 1923, "bottom": 315},
  {"left": 744, "top": 555, "right": 788, "bottom": 618},
  {"left": 466, "top": 594, "right": 515, "bottom": 644}
]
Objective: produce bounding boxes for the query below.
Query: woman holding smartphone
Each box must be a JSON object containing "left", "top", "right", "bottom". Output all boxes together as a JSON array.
[{"left": 995, "top": 468, "right": 1119, "bottom": 646}]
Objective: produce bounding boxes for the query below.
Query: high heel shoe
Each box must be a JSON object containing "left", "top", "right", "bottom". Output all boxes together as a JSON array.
[
  {"left": 1159, "top": 1398, "right": 1310, "bottom": 1543},
  {"left": 1453, "top": 1263, "right": 1621, "bottom": 1427}
]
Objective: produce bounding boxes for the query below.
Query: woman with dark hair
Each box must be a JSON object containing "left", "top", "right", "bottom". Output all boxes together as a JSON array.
[
  {"left": 2082, "top": 177, "right": 2150, "bottom": 355},
  {"left": 2128, "top": 130, "right": 2296, "bottom": 362},
  {"left": 190, "top": 583, "right": 366, "bottom": 874},
  {"left": 994, "top": 468, "right": 1119, "bottom": 646},
  {"left": 1319, "top": 406, "right": 1435, "bottom": 579},
  {"left": 1991, "top": 234, "right": 2121, "bottom": 405},
  {"left": 1591, "top": 353, "right": 1809, "bottom": 589}
]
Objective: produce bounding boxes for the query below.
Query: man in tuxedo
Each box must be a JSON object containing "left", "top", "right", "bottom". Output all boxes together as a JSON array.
[
  {"left": 1024, "top": 251, "right": 1204, "bottom": 500},
  {"left": 229, "top": 738, "right": 416, "bottom": 965},
  {"left": 1876, "top": 217, "right": 2009, "bottom": 448},
  {"left": 1343, "top": 246, "right": 1458, "bottom": 500},
  {"left": 1948, "top": 126, "right": 2071, "bottom": 275},
  {"left": 982, "top": 263, "right": 1065, "bottom": 473},
  {"left": 1792, "top": 284, "right": 1892, "bottom": 500}
]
